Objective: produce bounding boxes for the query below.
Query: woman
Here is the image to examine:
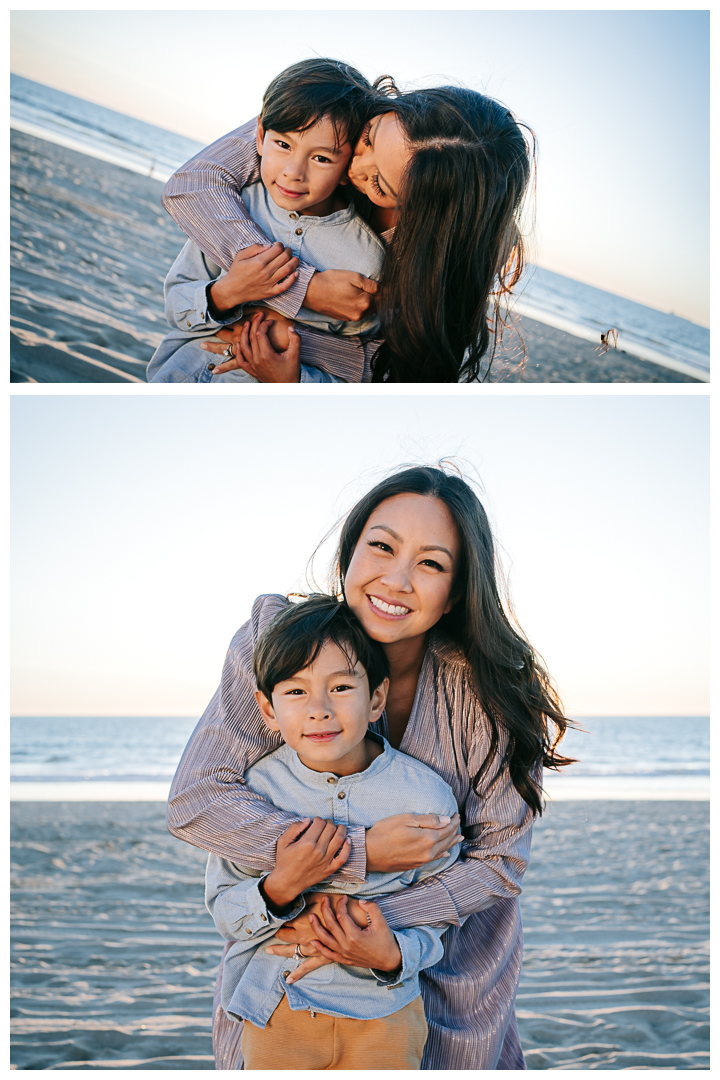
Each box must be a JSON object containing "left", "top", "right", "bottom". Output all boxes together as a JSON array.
[
  {"left": 168, "top": 465, "right": 573, "bottom": 1069},
  {"left": 162, "top": 67, "right": 533, "bottom": 383}
]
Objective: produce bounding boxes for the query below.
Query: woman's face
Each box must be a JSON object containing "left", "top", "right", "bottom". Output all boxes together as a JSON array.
[
  {"left": 348, "top": 112, "right": 412, "bottom": 210},
  {"left": 344, "top": 493, "right": 461, "bottom": 649}
]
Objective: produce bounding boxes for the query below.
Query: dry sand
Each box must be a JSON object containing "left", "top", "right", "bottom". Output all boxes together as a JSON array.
[
  {"left": 11, "top": 799, "right": 708, "bottom": 1070},
  {"left": 10, "top": 130, "right": 699, "bottom": 385}
]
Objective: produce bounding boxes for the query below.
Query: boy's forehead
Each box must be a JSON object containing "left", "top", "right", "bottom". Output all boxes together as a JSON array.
[
  {"left": 288, "top": 640, "right": 365, "bottom": 680},
  {"left": 267, "top": 116, "right": 350, "bottom": 152}
]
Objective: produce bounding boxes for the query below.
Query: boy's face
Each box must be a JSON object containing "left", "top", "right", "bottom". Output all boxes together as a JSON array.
[
  {"left": 256, "top": 117, "right": 352, "bottom": 216},
  {"left": 256, "top": 641, "right": 388, "bottom": 777}
]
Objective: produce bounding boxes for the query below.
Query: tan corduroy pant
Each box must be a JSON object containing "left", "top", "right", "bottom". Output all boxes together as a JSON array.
[{"left": 241, "top": 993, "right": 428, "bottom": 1070}]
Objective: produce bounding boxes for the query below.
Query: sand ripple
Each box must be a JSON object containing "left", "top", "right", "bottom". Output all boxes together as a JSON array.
[
  {"left": 517, "top": 800, "right": 709, "bottom": 1068},
  {"left": 11, "top": 799, "right": 708, "bottom": 1069}
]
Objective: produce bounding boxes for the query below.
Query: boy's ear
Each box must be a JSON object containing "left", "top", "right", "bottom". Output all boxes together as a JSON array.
[
  {"left": 255, "top": 688, "right": 280, "bottom": 730},
  {"left": 369, "top": 677, "right": 389, "bottom": 723},
  {"left": 256, "top": 118, "right": 264, "bottom": 157}
]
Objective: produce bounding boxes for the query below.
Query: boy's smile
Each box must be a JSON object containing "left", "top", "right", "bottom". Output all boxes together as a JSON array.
[
  {"left": 256, "top": 641, "right": 388, "bottom": 777},
  {"left": 257, "top": 117, "right": 353, "bottom": 218}
]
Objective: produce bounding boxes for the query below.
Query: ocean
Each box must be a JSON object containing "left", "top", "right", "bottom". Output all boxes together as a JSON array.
[
  {"left": 10, "top": 73, "right": 709, "bottom": 381},
  {"left": 10, "top": 715, "right": 709, "bottom": 801}
]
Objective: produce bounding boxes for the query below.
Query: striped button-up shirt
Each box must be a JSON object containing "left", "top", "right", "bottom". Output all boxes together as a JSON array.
[
  {"left": 162, "top": 119, "right": 388, "bottom": 383},
  {"left": 168, "top": 594, "right": 533, "bottom": 1069}
]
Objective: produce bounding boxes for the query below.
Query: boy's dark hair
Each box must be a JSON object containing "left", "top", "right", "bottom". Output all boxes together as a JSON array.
[
  {"left": 253, "top": 594, "right": 390, "bottom": 700},
  {"left": 260, "top": 58, "right": 374, "bottom": 151}
]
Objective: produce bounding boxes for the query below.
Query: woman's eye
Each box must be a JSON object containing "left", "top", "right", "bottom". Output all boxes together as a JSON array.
[
  {"left": 421, "top": 559, "right": 445, "bottom": 571},
  {"left": 362, "top": 122, "right": 372, "bottom": 147},
  {"left": 368, "top": 540, "right": 392, "bottom": 553},
  {"left": 370, "top": 174, "right": 386, "bottom": 198}
]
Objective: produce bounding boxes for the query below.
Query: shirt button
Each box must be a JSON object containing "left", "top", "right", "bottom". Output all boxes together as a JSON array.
[
  {"left": 245, "top": 928, "right": 252, "bottom": 935},
  {"left": 289, "top": 212, "right": 298, "bottom": 219},
  {"left": 295, "top": 228, "right": 302, "bottom": 235},
  {"left": 207, "top": 363, "right": 215, "bottom": 371},
  {"left": 337, "top": 792, "right": 346, "bottom": 800},
  {"left": 260, "top": 914, "right": 268, "bottom": 922},
  {"left": 327, "top": 777, "right": 337, "bottom": 784},
  {"left": 283, "top": 970, "right": 291, "bottom": 980},
  {"left": 186, "top": 319, "right": 192, "bottom": 326}
]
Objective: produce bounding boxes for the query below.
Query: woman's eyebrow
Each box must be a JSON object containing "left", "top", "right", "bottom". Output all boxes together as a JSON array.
[{"left": 370, "top": 525, "right": 453, "bottom": 560}]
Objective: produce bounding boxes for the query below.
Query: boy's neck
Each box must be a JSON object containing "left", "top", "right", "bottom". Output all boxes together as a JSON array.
[
  {"left": 297, "top": 733, "right": 383, "bottom": 777},
  {"left": 295, "top": 188, "right": 346, "bottom": 218}
]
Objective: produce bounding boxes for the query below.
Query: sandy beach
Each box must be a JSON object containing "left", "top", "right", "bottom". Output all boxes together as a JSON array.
[
  {"left": 11, "top": 798, "right": 708, "bottom": 1070},
  {"left": 10, "top": 130, "right": 699, "bottom": 385}
]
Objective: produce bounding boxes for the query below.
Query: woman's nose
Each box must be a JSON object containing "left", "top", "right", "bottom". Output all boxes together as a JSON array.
[{"left": 380, "top": 562, "right": 413, "bottom": 592}]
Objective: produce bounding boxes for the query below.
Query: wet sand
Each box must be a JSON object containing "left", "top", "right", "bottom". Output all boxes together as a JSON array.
[
  {"left": 11, "top": 799, "right": 708, "bottom": 1070},
  {"left": 10, "top": 130, "right": 699, "bottom": 384}
]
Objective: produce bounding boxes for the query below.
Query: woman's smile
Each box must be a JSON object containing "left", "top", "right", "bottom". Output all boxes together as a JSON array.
[{"left": 367, "top": 594, "right": 412, "bottom": 618}]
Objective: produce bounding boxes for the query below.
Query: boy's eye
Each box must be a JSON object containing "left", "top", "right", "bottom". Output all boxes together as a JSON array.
[
  {"left": 314, "top": 154, "right": 332, "bottom": 164},
  {"left": 275, "top": 140, "right": 291, "bottom": 150},
  {"left": 331, "top": 683, "right": 355, "bottom": 693},
  {"left": 283, "top": 687, "right": 305, "bottom": 696}
]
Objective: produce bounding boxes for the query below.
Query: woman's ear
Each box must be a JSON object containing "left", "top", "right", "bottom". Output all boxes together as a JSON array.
[
  {"left": 443, "top": 594, "right": 457, "bottom": 616},
  {"left": 256, "top": 118, "right": 265, "bottom": 157},
  {"left": 255, "top": 689, "right": 279, "bottom": 730},
  {"left": 369, "top": 677, "right": 389, "bottom": 722}
]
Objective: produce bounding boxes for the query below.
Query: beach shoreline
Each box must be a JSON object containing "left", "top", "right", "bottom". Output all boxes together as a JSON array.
[
  {"left": 11, "top": 799, "right": 709, "bottom": 1070},
  {"left": 10, "top": 130, "right": 700, "bottom": 384}
]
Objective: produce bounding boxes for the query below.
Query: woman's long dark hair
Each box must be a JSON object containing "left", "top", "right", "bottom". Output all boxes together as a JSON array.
[
  {"left": 368, "top": 86, "right": 534, "bottom": 383},
  {"left": 329, "top": 465, "right": 574, "bottom": 815}
]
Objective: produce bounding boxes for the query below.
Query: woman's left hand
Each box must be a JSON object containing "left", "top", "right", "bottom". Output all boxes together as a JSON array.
[
  {"left": 308, "top": 895, "right": 402, "bottom": 973},
  {"left": 201, "top": 311, "right": 301, "bottom": 382}
]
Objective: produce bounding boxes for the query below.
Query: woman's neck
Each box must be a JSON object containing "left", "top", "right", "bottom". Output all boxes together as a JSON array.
[
  {"left": 383, "top": 633, "right": 428, "bottom": 749},
  {"left": 369, "top": 203, "right": 399, "bottom": 234}
]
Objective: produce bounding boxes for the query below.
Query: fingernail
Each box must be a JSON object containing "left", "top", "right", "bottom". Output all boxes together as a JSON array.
[
  {"left": 438, "top": 816, "right": 451, "bottom": 825},
  {"left": 200, "top": 343, "right": 209, "bottom": 350}
]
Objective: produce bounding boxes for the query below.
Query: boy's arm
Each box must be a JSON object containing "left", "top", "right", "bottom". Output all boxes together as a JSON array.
[
  {"left": 371, "top": 924, "right": 446, "bottom": 987},
  {"left": 161, "top": 119, "right": 316, "bottom": 319},
  {"left": 206, "top": 855, "right": 305, "bottom": 946}
]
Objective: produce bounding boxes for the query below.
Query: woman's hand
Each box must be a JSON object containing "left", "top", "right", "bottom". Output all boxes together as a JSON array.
[
  {"left": 208, "top": 242, "right": 299, "bottom": 316},
  {"left": 304, "top": 269, "right": 378, "bottom": 322},
  {"left": 365, "top": 813, "right": 462, "bottom": 873},
  {"left": 306, "top": 896, "right": 402, "bottom": 976},
  {"left": 201, "top": 311, "right": 301, "bottom": 382}
]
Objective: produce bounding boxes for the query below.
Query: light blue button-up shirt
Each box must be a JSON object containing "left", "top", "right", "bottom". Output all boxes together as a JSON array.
[
  {"left": 146, "top": 180, "right": 384, "bottom": 383},
  {"left": 206, "top": 736, "right": 461, "bottom": 1028}
]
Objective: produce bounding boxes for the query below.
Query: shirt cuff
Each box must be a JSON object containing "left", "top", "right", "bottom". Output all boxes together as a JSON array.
[
  {"left": 331, "top": 825, "right": 367, "bottom": 884},
  {"left": 264, "top": 263, "right": 315, "bottom": 319},
  {"left": 223, "top": 875, "right": 306, "bottom": 938},
  {"left": 376, "top": 877, "right": 459, "bottom": 930}
]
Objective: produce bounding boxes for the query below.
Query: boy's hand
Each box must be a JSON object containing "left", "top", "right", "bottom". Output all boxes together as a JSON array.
[
  {"left": 261, "top": 818, "right": 351, "bottom": 912},
  {"left": 304, "top": 269, "right": 379, "bottom": 322},
  {"left": 208, "top": 242, "right": 299, "bottom": 315}
]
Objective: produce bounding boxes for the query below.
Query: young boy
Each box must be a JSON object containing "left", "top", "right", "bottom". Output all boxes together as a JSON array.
[
  {"left": 148, "top": 60, "right": 385, "bottom": 383},
  {"left": 205, "top": 596, "right": 462, "bottom": 1070}
]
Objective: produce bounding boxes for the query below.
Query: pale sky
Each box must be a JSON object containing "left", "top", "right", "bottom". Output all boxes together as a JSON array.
[
  {"left": 11, "top": 394, "right": 709, "bottom": 718},
  {"left": 10, "top": 8, "right": 709, "bottom": 325}
]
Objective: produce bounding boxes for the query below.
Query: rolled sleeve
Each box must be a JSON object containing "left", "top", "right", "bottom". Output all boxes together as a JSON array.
[
  {"left": 209, "top": 870, "right": 305, "bottom": 942},
  {"left": 372, "top": 925, "right": 445, "bottom": 988}
]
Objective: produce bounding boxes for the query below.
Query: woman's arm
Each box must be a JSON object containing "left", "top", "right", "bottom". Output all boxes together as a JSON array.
[
  {"left": 375, "top": 708, "right": 536, "bottom": 930},
  {"left": 166, "top": 594, "right": 367, "bottom": 883}
]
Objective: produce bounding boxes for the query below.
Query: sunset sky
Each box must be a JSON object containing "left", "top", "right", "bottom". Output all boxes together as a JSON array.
[
  {"left": 11, "top": 393, "right": 709, "bottom": 718},
  {"left": 10, "top": 8, "right": 709, "bottom": 325}
]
